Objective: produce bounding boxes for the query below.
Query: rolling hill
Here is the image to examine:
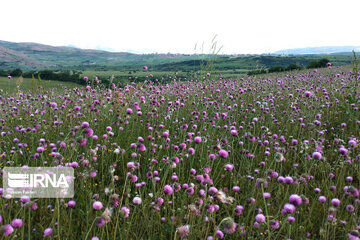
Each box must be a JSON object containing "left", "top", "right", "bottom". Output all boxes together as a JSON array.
[
  {"left": 0, "top": 40, "right": 357, "bottom": 72},
  {"left": 0, "top": 40, "right": 196, "bottom": 70}
]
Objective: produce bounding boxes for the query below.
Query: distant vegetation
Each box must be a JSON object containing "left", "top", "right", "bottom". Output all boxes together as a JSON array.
[
  {"left": 247, "top": 58, "right": 330, "bottom": 76},
  {"left": 0, "top": 69, "right": 85, "bottom": 85},
  {"left": 0, "top": 39, "right": 357, "bottom": 85}
]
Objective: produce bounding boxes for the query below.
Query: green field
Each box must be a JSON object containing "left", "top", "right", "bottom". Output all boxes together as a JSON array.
[
  {"left": 0, "top": 77, "right": 82, "bottom": 94},
  {"left": 80, "top": 69, "right": 249, "bottom": 84}
]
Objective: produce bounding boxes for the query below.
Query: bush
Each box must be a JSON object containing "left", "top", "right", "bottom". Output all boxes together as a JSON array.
[
  {"left": 0, "top": 69, "right": 8, "bottom": 76},
  {"left": 268, "top": 66, "right": 286, "bottom": 73},
  {"left": 307, "top": 58, "right": 330, "bottom": 69},
  {"left": 286, "top": 64, "right": 303, "bottom": 71},
  {"left": 247, "top": 69, "right": 267, "bottom": 76},
  {"left": 9, "top": 68, "right": 22, "bottom": 77}
]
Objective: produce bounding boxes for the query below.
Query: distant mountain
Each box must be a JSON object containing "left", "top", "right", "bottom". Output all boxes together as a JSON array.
[
  {"left": 0, "top": 40, "right": 194, "bottom": 70},
  {"left": 273, "top": 46, "right": 360, "bottom": 55}
]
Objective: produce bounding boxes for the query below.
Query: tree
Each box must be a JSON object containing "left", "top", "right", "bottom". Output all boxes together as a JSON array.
[
  {"left": 318, "top": 58, "right": 330, "bottom": 68},
  {"left": 0, "top": 69, "right": 8, "bottom": 76},
  {"left": 286, "top": 64, "right": 302, "bottom": 71},
  {"left": 9, "top": 68, "right": 22, "bottom": 77},
  {"left": 268, "top": 66, "right": 285, "bottom": 73}
]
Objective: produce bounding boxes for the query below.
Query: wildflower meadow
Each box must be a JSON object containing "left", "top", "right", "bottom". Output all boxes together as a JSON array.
[{"left": 0, "top": 66, "right": 359, "bottom": 239}]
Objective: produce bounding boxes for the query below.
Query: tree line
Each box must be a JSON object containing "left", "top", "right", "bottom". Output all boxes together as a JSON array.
[
  {"left": 247, "top": 58, "right": 330, "bottom": 76},
  {"left": 0, "top": 69, "right": 86, "bottom": 85}
]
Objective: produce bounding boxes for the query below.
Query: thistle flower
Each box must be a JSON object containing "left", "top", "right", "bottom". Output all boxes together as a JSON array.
[
  {"left": 219, "top": 149, "right": 228, "bottom": 158},
  {"left": 235, "top": 205, "right": 244, "bottom": 216},
  {"left": 312, "top": 151, "right": 322, "bottom": 159},
  {"left": 255, "top": 214, "right": 265, "bottom": 223},
  {"left": 304, "top": 91, "right": 312, "bottom": 97},
  {"left": 216, "top": 230, "right": 224, "bottom": 239},
  {"left": 289, "top": 194, "right": 302, "bottom": 206},
  {"left": 133, "top": 197, "right": 142, "bottom": 205},
  {"left": 11, "top": 218, "right": 23, "bottom": 228},
  {"left": 126, "top": 108, "right": 133, "bottom": 114},
  {"left": 0, "top": 224, "right": 14, "bottom": 236},
  {"left": 121, "top": 207, "right": 130, "bottom": 218},
  {"left": 331, "top": 198, "right": 341, "bottom": 207},
  {"left": 67, "top": 200, "right": 76, "bottom": 208},
  {"left": 81, "top": 121, "right": 90, "bottom": 128},
  {"left": 44, "top": 228, "right": 53, "bottom": 236},
  {"left": 283, "top": 203, "right": 296, "bottom": 214},
  {"left": 20, "top": 195, "right": 30, "bottom": 203},
  {"left": 348, "top": 231, "right": 360, "bottom": 240},
  {"left": 270, "top": 220, "right": 280, "bottom": 229},
  {"left": 93, "top": 201, "right": 103, "bottom": 210},
  {"left": 224, "top": 163, "right": 234, "bottom": 171},
  {"left": 164, "top": 185, "right": 173, "bottom": 195},
  {"left": 194, "top": 136, "right": 202, "bottom": 143}
]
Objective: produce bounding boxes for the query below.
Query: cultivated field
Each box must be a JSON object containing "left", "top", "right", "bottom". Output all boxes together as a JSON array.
[{"left": 0, "top": 67, "right": 359, "bottom": 239}]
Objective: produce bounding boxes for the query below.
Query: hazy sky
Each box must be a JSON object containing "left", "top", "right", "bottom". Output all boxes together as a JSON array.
[{"left": 1, "top": 0, "right": 359, "bottom": 54}]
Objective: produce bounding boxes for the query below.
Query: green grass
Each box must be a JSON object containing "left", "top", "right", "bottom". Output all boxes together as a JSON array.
[{"left": 0, "top": 77, "right": 82, "bottom": 94}]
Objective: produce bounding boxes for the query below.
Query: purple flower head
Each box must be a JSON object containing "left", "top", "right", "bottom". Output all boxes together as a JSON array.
[
  {"left": 93, "top": 201, "right": 103, "bottom": 210},
  {"left": 331, "top": 198, "right": 341, "bottom": 207},
  {"left": 216, "top": 230, "right": 224, "bottom": 239},
  {"left": 11, "top": 218, "right": 23, "bottom": 228},
  {"left": 208, "top": 153, "right": 216, "bottom": 161},
  {"left": 164, "top": 185, "right": 173, "bottom": 195},
  {"left": 287, "top": 216, "right": 296, "bottom": 223},
  {"left": 270, "top": 220, "right": 280, "bottom": 229},
  {"left": 126, "top": 108, "right": 133, "bottom": 114},
  {"left": 255, "top": 213, "right": 266, "bottom": 223},
  {"left": 81, "top": 121, "right": 90, "bottom": 128},
  {"left": 304, "top": 91, "right": 312, "bottom": 97},
  {"left": 67, "top": 200, "right": 76, "bottom": 208},
  {"left": 318, "top": 196, "right": 326, "bottom": 203},
  {"left": 225, "top": 163, "right": 234, "bottom": 171},
  {"left": 312, "top": 152, "right": 322, "bottom": 160},
  {"left": 289, "top": 194, "right": 302, "bottom": 206},
  {"left": 283, "top": 203, "right": 296, "bottom": 214},
  {"left": 44, "top": 228, "right": 53, "bottom": 236},
  {"left": 1, "top": 224, "right": 14, "bottom": 236},
  {"left": 85, "top": 128, "right": 94, "bottom": 137},
  {"left": 219, "top": 149, "right": 229, "bottom": 158}
]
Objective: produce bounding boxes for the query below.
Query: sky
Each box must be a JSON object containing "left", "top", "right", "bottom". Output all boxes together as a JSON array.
[{"left": 1, "top": 0, "right": 359, "bottom": 54}]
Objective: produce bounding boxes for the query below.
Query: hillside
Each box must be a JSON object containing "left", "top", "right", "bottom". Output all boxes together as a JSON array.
[
  {"left": 0, "top": 40, "right": 197, "bottom": 70},
  {"left": 153, "top": 54, "right": 354, "bottom": 72},
  {"left": 0, "top": 40, "right": 357, "bottom": 72}
]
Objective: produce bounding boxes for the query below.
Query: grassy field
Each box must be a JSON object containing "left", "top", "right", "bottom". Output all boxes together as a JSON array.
[
  {"left": 0, "top": 77, "right": 82, "bottom": 94},
  {"left": 80, "top": 69, "right": 249, "bottom": 85},
  {"left": 0, "top": 66, "right": 359, "bottom": 239}
]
